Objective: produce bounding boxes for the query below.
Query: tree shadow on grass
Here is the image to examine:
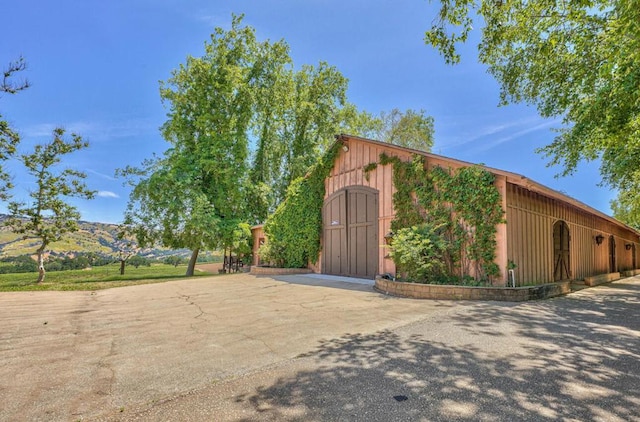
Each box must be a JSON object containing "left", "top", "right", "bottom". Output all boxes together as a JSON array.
[{"left": 234, "top": 281, "right": 640, "bottom": 421}]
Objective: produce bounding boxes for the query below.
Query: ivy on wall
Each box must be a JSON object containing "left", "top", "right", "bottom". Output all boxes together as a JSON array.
[
  {"left": 260, "top": 143, "right": 340, "bottom": 268},
  {"left": 370, "top": 153, "right": 505, "bottom": 284}
]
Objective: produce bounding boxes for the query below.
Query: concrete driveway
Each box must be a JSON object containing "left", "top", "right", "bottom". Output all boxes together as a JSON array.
[
  {"left": 2, "top": 274, "right": 639, "bottom": 421},
  {"left": 0, "top": 273, "right": 449, "bottom": 421}
]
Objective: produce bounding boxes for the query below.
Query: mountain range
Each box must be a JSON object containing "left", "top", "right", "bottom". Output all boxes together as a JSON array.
[{"left": 0, "top": 215, "right": 189, "bottom": 259}]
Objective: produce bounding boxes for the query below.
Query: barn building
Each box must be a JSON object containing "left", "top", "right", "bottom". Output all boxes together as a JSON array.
[{"left": 255, "top": 134, "right": 640, "bottom": 286}]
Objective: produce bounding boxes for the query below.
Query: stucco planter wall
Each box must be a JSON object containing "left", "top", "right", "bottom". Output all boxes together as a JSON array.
[
  {"left": 250, "top": 266, "right": 313, "bottom": 276},
  {"left": 375, "top": 277, "right": 571, "bottom": 301}
]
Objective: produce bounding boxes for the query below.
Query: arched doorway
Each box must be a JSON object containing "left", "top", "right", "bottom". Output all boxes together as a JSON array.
[
  {"left": 323, "top": 187, "right": 378, "bottom": 279},
  {"left": 609, "top": 235, "right": 617, "bottom": 273},
  {"left": 553, "top": 220, "right": 571, "bottom": 281}
]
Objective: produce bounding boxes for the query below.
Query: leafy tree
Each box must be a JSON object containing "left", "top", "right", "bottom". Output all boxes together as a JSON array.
[
  {"left": 219, "top": 221, "right": 251, "bottom": 271},
  {"left": 0, "top": 254, "right": 38, "bottom": 274},
  {"left": 115, "top": 223, "right": 141, "bottom": 275},
  {"left": 0, "top": 57, "right": 30, "bottom": 200},
  {"left": 5, "top": 128, "right": 95, "bottom": 282},
  {"left": 122, "top": 15, "right": 258, "bottom": 276},
  {"left": 375, "top": 108, "right": 435, "bottom": 152},
  {"left": 128, "top": 254, "right": 151, "bottom": 268},
  {"left": 338, "top": 106, "right": 435, "bottom": 152},
  {"left": 249, "top": 57, "right": 353, "bottom": 219},
  {"left": 425, "top": 0, "right": 640, "bottom": 205},
  {"left": 164, "top": 255, "right": 186, "bottom": 267},
  {"left": 612, "top": 186, "right": 640, "bottom": 231}
]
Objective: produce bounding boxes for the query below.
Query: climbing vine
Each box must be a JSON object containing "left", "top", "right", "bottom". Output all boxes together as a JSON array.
[
  {"left": 260, "top": 143, "right": 340, "bottom": 268},
  {"left": 372, "top": 153, "right": 505, "bottom": 284}
]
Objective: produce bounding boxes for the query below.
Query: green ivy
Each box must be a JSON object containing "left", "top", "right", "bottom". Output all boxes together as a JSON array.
[
  {"left": 260, "top": 143, "right": 340, "bottom": 268},
  {"left": 376, "top": 154, "right": 504, "bottom": 284}
]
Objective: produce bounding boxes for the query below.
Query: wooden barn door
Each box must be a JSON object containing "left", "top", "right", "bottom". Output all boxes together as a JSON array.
[
  {"left": 609, "top": 235, "right": 617, "bottom": 273},
  {"left": 323, "top": 190, "right": 347, "bottom": 276},
  {"left": 323, "top": 187, "right": 378, "bottom": 279},
  {"left": 553, "top": 220, "right": 571, "bottom": 281}
]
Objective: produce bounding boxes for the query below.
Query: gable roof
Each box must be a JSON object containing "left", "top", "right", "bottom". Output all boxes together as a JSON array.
[{"left": 336, "top": 134, "right": 640, "bottom": 238}]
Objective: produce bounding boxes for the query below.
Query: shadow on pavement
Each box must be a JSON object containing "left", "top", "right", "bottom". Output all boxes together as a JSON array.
[{"left": 234, "top": 281, "right": 640, "bottom": 421}]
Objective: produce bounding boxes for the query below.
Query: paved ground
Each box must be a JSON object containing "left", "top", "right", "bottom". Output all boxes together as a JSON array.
[{"left": 1, "top": 274, "right": 639, "bottom": 421}]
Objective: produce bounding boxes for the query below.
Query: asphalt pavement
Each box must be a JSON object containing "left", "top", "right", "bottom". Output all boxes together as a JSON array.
[{"left": 1, "top": 273, "right": 639, "bottom": 421}]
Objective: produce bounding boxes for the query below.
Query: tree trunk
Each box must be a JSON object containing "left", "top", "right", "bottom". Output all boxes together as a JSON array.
[
  {"left": 120, "top": 260, "right": 125, "bottom": 275},
  {"left": 36, "top": 251, "right": 46, "bottom": 283},
  {"left": 186, "top": 248, "right": 199, "bottom": 276}
]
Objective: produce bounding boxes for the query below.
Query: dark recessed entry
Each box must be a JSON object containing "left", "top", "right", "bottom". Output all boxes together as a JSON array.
[{"left": 553, "top": 220, "right": 571, "bottom": 281}]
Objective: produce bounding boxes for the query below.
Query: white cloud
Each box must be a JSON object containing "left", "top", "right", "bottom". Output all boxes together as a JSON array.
[
  {"left": 22, "top": 117, "right": 157, "bottom": 142},
  {"left": 439, "top": 116, "right": 543, "bottom": 151},
  {"left": 435, "top": 115, "right": 566, "bottom": 156},
  {"left": 474, "top": 119, "right": 562, "bottom": 152},
  {"left": 86, "top": 169, "right": 116, "bottom": 181},
  {"left": 97, "top": 191, "right": 119, "bottom": 198}
]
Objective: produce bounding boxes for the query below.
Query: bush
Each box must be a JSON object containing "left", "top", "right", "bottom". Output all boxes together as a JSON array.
[
  {"left": 257, "top": 241, "right": 286, "bottom": 268},
  {"left": 0, "top": 255, "right": 38, "bottom": 273},
  {"left": 128, "top": 255, "right": 151, "bottom": 268},
  {"left": 389, "top": 223, "right": 448, "bottom": 283},
  {"left": 163, "top": 255, "right": 186, "bottom": 267}
]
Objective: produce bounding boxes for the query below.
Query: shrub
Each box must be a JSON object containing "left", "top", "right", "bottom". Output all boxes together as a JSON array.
[
  {"left": 257, "top": 241, "right": 287, "bottom": 268},
  {"left": 389, "top": 223, "right": 448, "bottom": 283}
]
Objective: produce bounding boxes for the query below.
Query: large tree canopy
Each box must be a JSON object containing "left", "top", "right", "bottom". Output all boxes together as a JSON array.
[
  {"left": 426, "top": 0, "right": 639, "bottom": 218},
  {"left": 124, "top": 15, "right": 439, "bottom": 270}
]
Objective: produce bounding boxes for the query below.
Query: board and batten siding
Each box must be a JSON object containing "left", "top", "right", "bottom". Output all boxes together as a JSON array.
[
  {"left": 506, "top": 183, "right": 639, "bottom": 285},
  {"left": 322, "top": 137, "right": 509, "bottom": 280}
]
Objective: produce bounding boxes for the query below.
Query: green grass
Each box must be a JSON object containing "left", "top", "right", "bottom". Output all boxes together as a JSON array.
[{"left": 0, "top": 263, "right": 216, "bottom": 292}]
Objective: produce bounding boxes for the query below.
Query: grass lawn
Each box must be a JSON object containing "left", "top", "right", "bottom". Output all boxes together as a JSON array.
[{"left": 0, "top": 263, "right": 216, "bottom": 292}]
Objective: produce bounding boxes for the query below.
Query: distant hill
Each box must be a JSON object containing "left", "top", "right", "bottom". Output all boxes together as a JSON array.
[{"left": 0, "top": 215, "right": 191, "bottom": 259}]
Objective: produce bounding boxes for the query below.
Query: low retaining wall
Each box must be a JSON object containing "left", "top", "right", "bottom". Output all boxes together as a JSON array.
[
  {"left": 375, "top": 277, "right": 571, "bottom": 301},
  {"left": 622, "top": 269, "right": 640, "bottom": 277},
  {"left": 250, "top": 266, "right": 313, "bottom": 276},
  {"left": 584, "top": 272, "right": 620, "bottom": 286}
]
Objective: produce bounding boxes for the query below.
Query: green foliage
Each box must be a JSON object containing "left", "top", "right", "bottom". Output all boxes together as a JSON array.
[
  {"left": 128, "top": 255, "right": 151, "bottom": 268},
  {"left": 376, "top": 109, "right": 435, "bottom": 152},
  {"left": 611, "top": 187, "right": 640, "bottom": 231},
  {"left": 5, "top": 128, "right": 95, "bottom": 282},
  {"left": 262, "top": 144, "right": 340, "bottom": 268},
  {"left": 380, "top": 154, "right": 504, "bottom": 284},
  {"left": 0, "top": 255, "right": 37, "bottom": 273},
  {"left": 121, "top": 15, "right": 260, "bottom": 272},
  {"left": 163, "top": 255, "right": 186, "bottom": 267},
  {"left": 0, "top": 253, "right": 113, "bottom": 274},
  {"left": 0, "top": 57, "right": 30, "bottom": 201},
  {"left": 256, "top": 241, "right": 286, "bottom": 268},
  {"left": 426, "top": 0, "right": 640, "bottom": 216},
  {"left": 341, "top": 108, "right": 435, "bottom": 153},
  {"left": 389, "top": 223, "right": 448, "bottom": 283}
]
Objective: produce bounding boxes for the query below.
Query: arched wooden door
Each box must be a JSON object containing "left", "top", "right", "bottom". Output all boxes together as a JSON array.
[
  {"left": 553, "top": 220, "right": 571, "bottom": 281},
  {"left": 322, "top": 187, "right": 378, "bottom": 279},
  {"left": 609, "top": 235, "right": 617, "bottom": 273}
]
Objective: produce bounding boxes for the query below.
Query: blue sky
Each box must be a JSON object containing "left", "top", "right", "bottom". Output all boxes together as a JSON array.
[{"left": 1, "top": 0, "right": 610, "bottom": 224}]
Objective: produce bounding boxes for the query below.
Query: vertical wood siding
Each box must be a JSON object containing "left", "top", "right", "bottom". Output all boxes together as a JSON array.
[
  {"left": 506, "top": 184, "right": 639, "bottom": 285},
  {"left": 251, "top": 225, "right": 265, "bottom": 266},
  {"left": 320, "top": 136, "right": 639, "bottom": 283}
]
